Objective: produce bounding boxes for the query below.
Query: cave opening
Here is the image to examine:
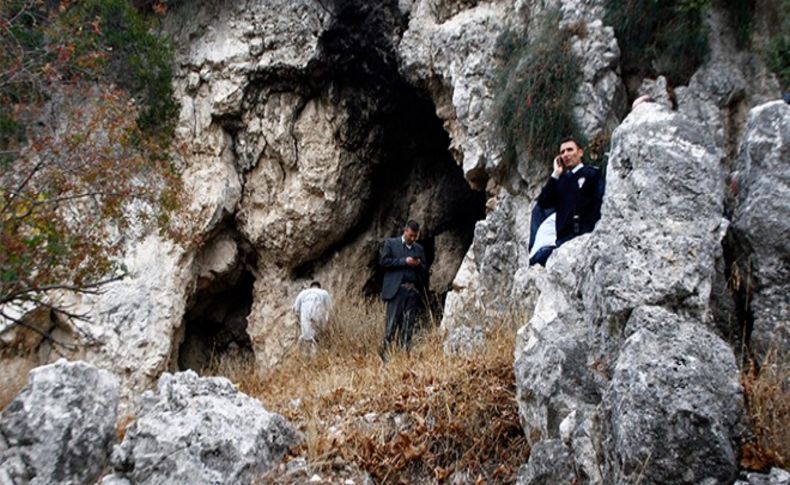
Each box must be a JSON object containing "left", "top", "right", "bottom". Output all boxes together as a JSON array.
[
  {"left": 177, "top": 232, "right": 257, "bottom": 373},
  {"left": 359, "top": 82, "right": 487, "bottom": 310},
  {"left": 304, "top": 0, "right": 488, "bottom": 313}
]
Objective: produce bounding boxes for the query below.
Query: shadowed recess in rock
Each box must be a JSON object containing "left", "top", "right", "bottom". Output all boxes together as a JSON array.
[
  {"left": 290, "top": 0, "right": 486, "bottom": 310},
  {"left": 178, "top": 268, "right": 256, "bottom": 373}
]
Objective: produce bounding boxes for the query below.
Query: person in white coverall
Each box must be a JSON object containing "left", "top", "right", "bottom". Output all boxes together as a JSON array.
[{"left": 293, "top": 281, "right": 332, "bottom": 345}]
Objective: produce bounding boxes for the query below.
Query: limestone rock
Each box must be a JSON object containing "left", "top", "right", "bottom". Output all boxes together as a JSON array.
[
  {"left": 514, "top": 103, "right": 744, "bottom": 483},
  {"left": 515, "top": 439, "right": 576, "bottom": 485},
  {"left": 676, "top": 3, "right": 780, "bottom": 153},
  {"left": 513, "top": 235, "right": 604, "bottom": 445},
  {"left": 637, "top": 76, "right": 672, "bottom": 109},
  {"left": 441, "top": 192, "right": 532, "bottom": 341},
  {"left": 581, "top": 102, "right": 726, "bottom": 329},
  {"left": 0, "top": 359, "right": 120, "bottom": 485},
  {"left": 236, "top": 92, "right": 373, "bottom": 267},
  {"left": 106, "top": 370, "right": 297, "bottom": 485},
  {"left": 730, "top": 100, "right": 790, "bottom": 360},
  {"left": 398, "top": 1, "right": 509, "bottom": 185},
  {"left": 67, "top": 235, "right": 195, "bottom": 410},
  {"left": 608, "top": 306, "right": 743, "bottom": 485},
  {"left": 734, "top": 468, "right": 790, "bottom": 485}
]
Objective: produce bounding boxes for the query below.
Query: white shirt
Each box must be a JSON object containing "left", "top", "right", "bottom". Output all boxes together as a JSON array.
[
  {"left": 551, "top": 162, "right": 584, "bottom": 179},
  {"left": 293, "top": 288, "right": 332, "bottom": 341}
]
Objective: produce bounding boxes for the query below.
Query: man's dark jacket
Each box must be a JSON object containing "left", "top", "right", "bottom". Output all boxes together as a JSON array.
[
  {"left": 379, "top": 237, "right": 427, "bottom": 301},
  {"left": 537, "top": 165, "right": 604, "bottom": 242}
]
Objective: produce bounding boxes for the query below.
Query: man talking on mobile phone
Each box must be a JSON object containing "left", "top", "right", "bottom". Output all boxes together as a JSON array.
[
  {"left": 378, "top": 220, "right": 428, "bottom": 360},
  {"left": 529, "top": 136, "right": 605, "bottom": 266}
]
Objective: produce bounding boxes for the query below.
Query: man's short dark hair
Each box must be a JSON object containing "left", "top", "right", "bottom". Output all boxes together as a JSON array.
[
  {"left": 559, "top": 136, "right": 583, "bottom": 149},
  {"left": 405, "top": 220, "right": 420, "bottom": 232},
  {"left": 310, "top": 281, "right": 321, "bottom": 288}
]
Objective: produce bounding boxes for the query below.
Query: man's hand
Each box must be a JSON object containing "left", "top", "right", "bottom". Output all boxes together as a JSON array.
[
  {"left": 552, "top": 156, "right": 565, "bottom": 177},
  {"left": 406, "top": 257, "right": 421, "bottom": 267}
]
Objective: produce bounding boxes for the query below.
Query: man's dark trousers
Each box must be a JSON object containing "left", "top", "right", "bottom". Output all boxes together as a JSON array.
[{"left": 384, "top": 284, "right": 420, "bottom": 350}]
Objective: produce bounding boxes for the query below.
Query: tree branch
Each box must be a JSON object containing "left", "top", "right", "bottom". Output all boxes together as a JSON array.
[{"left": 0, "top": 309, "right": 77, "bottom": 354}]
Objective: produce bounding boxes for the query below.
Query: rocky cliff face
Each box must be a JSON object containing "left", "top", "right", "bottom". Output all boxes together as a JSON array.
[{"left": 1, "top": 0, "right": 786, "bottom": 481}]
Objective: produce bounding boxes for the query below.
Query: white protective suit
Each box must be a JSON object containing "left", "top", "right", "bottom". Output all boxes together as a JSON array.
[{"left": 292, "top": 288, "right": 332, "bottom": 342}]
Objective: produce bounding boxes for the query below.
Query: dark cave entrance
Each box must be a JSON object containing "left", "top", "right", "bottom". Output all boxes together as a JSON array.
[
  {"left": 359, "top": 84, "right": 487, "bottom": 309},
  {"left": 310, "top": 0, "right": 488, "bottom": 312},
  {"left": 177, "top": 234, "right": 256, "bottom": 373}
]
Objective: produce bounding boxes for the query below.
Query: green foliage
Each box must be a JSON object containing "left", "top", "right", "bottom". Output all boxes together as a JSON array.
[
  {"left": 722, "top": 0, "right": 756, "bottom": 48},
  {"left": 605, "top": 0, "right": 709, "bottom": 86},
  {"left": 1, "top": 0, "right": 178, "bottom": 141},
  {"left": 59, "top": 0, "right": 179, "bottom": 138},
  {"left": 0, "top": 1, "right": 185, "bottom": 315},
  {"left": 762, "top": 0, "right": 790, "bottom": 90},
  {"left": 765, "top": 35, "right": 790, "bottom": 89},
  {"left": 493, "top": 16, "right": 585, "bottom": 176}
]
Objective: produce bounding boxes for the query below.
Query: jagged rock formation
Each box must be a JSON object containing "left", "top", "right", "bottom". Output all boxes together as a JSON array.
[
  {"left": 0, "top": 0, "right": 786, "bottom": 480},
  {"left": 513, "top": 103, "right": 745, "bottom": 484},
  {"left": 728, "top": 101, "right": 789, "bottom": 361},
  {"left": 0, "top": 360, "right": 120, "bottom": 485},
  {"left": 438, "top": 0, "right": 626, "bottom": 338},
  {"left": 103, "top": 370, "right": 297, "bottom": 485}
]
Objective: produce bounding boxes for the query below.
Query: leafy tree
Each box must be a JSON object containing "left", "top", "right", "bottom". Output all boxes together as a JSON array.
[{"left": 0, "top": 0, "right": 182, "bottom": 340}]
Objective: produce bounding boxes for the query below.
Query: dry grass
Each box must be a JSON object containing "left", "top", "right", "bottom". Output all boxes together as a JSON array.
[
  {"left": 209, "top": 295, "right": 529, "bottom": 483},
  {"left": 740, "top": 348, "right": 790, "bottom": 470}
]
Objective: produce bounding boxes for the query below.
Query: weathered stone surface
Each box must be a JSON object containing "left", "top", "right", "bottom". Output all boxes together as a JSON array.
[
  {"left": 734, "top": 468, "right": 790, "bottom": 485},
  {"left": 515, "top": 439, "right": 576, "bottom": 485},
  {"left": 513, "top": 103, "right": 744, "bottom": 483},
  {"left": 637, "top": 76, "right": 672, "bottom": 109},
  {"left": 106, "top": 370, "right": 297, "bottom": 485},
  {"left": 0, "top": 359, "right": 120, "bottom": 485},
  {"left": 236, "top": 91, "right": 373, "bottom": 267},
  {"left": 676, "top": 3, "right": 780, "bottom": 153},
  {"left": 730, "top": 100, "right": 790, "bottom": 360},
  {"left": 398, "top": 1, "right": 509, "bottom": 185},
  {"left": 581, "top": 103, "right": 726, "bottom": 329},
  {"left": 514, "top": 234, "right": 604, "bottom": 445},
  {"left": 68, "top": 235, "right": 195, "bottom": 410},
  {"left": 559, "top": 406, "right": 604, "bottom": 485},
  {"left": 441, "top": 191, "right": 531, "bottom": 341},
  {"left": 608, "top": 306, "right": 743, "bottom": 485}
]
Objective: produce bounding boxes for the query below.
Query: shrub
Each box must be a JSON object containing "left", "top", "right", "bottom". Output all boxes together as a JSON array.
[
  {"left": 0, "top": 0, "right": 178, "bottom": 141},
  {"left": 0, "top": 1, "right": 183, "bottom": 322},
  {"left": 722, "top": 0, "right": 756, "bottom": 49},
  {"left": 56, "top": 0, "right": 179, "bottom": 138},
  {"left": 761, "top": 0, "right": 789, "bottom": 90},
  {"left": 604, "top": 0, "right": 709, "bottom": 86},
  {"left": 493, "top": 14, "right": 585, "bottom": 179}
]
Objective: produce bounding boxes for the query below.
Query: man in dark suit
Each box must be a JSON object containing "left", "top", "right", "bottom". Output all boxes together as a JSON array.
[
  {"left": 530, "top": 137, "right": 605, "bottom": 266},
  {"left": 379, "top": 220, "right": 428, "bottom": 358}
]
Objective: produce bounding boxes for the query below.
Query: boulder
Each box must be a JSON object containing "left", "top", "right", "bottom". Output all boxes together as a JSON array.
[
  {"left": 105, "top": 370, "right": 297, "bottom": 485},
  {"left": 730, "top": 100, "right": 790, "bottom": 360},
  {"left": 581, "top": 102, "right": 726, "bottom": 330},
  {"left": 514, "top": 103, "right": 745, "bottom": 483},
  {"left": 0, "top": 359, "right": 120, "bottom": 485},
  {"left": 608, "top": 306, "right": 743, "bottom": 485},
  {"left": 514, "top": 235, "right": 605, "bottom": 445}
]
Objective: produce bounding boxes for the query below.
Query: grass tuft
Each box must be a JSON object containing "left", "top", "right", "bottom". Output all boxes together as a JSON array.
[{"left": 740, "top": 348, "right": 789, "bottom": 470}]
